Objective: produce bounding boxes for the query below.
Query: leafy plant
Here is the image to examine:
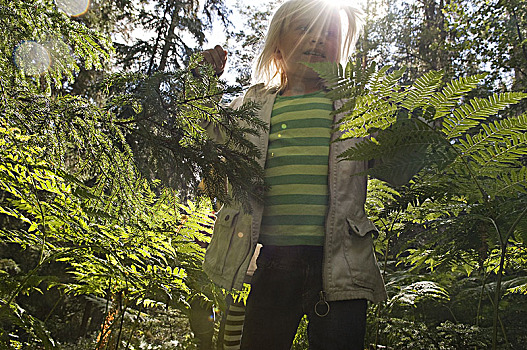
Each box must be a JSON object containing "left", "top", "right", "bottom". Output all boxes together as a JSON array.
[
  {"left": 309, "top": 59, "right": 527, "bottom": 349},
  {"left": 102, "top": 60, "right": 267, "bottom": 208},
  {"left": 1, "top": 0, "right": 265, "bottom": 347}
]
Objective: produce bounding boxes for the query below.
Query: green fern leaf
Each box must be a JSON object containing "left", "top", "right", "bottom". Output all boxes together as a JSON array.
[
  {"left": 389, "top": 281, "right": 449, "bottom": 307},
  {"left": 430, "top": 74, "right": 486, "bottom": 120},
  {"left": 443, "top": 92, "right": 527, "bottom": 139},
  {"left": 468, "top": 132, "right": 527, "bottom": 171},
  {"left": 366, "top": 178, "right": 401, "bottom": 212},
  {"left": 400, "top": 70, "right": 443, "bottom": 114},
  {"left": 456, "top": 114, "right": 527, "bottom": 161},
  {"left": 491, "top": 167, "right": 527, "bottom": 197},
  {"left": 340, "top": 97, "right": 398, "bottom": 138},
  {"left": 317, "top": 59, "right": 377, "bottom": 109},
  {"left": 326, "top": 79, "right": 359, "bottom": 106},
  {"left": 370, "top": 66, "right": 405, "bottom": 101},
  {"left": 304, "top": 61, "right": 342, "bottom": 87},
  {"left": 340, "top": 119, "right": 451, "bottom": 184}
]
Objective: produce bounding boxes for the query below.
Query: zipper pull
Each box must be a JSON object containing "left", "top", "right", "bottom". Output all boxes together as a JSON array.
[{"left": 315, "top": 291, "right": 330, "bottom": 317}]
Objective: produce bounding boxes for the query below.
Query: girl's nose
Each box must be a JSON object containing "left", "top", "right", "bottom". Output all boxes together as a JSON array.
[
  {"left": 307, "top": 29, "right": 325, "bottom": 44},
  {"left": 311, "top": 37, "right": 324, "bottom": 45}
]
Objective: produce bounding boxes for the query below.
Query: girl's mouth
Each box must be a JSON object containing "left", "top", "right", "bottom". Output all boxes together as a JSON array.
[{"left": 304, "top": 51, "right": 326, "bottom": 58}]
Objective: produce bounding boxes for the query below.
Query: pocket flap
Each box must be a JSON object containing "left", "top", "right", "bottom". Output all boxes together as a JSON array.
[
  {"left": 346, "top": 217, "right": 378, "bottom": 237},
  {"left": 216, "top": 207, "right": 240, "bottom": 228}
]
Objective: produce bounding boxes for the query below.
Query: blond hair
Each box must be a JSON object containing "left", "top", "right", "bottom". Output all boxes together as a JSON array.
[{"left": 254, "top": 0, "right": 364, "bottom": 89}]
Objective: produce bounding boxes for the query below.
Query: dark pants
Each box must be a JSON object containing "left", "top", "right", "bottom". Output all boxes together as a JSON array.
[
  {"left": 189, "top": 298, "right": 214, "bottom": 349},
  {"left": 240, "top": 245, "right": 367, "bottom": 350}
]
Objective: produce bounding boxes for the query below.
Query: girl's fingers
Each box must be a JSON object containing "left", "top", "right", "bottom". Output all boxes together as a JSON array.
[{"left": 202, "top": 45, "right": 228, "bottom": 75}]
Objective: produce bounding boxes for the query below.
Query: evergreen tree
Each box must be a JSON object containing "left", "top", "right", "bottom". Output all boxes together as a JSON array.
[{"left": 1, "top": 0, "right": 264, "bottom": 347}]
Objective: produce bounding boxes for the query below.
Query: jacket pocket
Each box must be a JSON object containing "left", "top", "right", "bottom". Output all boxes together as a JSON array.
[
  {"left": 343, "top": 217, "right": 381, "bottom": 290},
  {"left": 204, "top": 207, "right": 252, "bottom": 283},
  {"left": 204, "top": 207, "right": 241, "bottom": 275}
]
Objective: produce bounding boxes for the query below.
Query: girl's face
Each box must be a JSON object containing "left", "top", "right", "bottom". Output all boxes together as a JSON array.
[{"left": 275, "top": 11, "right": 341, "bottom": 84}]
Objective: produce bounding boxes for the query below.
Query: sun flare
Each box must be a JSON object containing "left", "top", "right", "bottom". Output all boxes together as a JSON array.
[
  {"left": 321, "top": 0, "right": 365, "bottom": 9},
  {"left": 55, "top": 0, "right": 90, "bottom": 17}
]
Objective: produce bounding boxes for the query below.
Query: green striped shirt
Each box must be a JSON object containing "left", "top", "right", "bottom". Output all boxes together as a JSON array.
[{"left": 259, "top": 90, "right": 333, "bottom": 246}]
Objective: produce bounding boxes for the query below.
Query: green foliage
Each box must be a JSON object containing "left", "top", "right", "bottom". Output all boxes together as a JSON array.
[
  {"left": 112, "top": 0, "right": 231, "bottom": 73},
  {"left": 371, "top": 317, "right": 490, "bottom": 350},
  {"left": 103, "top": 57, "right": 267, "bottom": 207},
  {"left": 310, "top": 58, "right": 527, "bottom": 349},
  {"left": 0, "top": 0, "right": 262, "bottom": 348},
  {"left": 388, "top": 281, "right": 450, "bottom": 308},
  {"left": 309, "top": 60, "right": 527, "bottom": 195},
  {"left": 0, "top": 125, "right": 219, "bottom": 347},
  {"left": 291, "top": 315, "right": 308, "bottom": 350},
  {"left": 0, "top": 0, "right": 112, "bottom": 92},
  {"left": 4, "top": 0, "right": 527, "bottom": 348}
]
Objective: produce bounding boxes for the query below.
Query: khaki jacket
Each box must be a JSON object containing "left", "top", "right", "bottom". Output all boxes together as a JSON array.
[{"left": 202, "top": 84, "right": 394, "bottom": 303}]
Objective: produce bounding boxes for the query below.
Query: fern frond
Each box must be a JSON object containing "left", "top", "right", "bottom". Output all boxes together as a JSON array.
[
  {"left": 507, "top": 283, "right": 527, "bottom": 295},
  {"left": 454, "top": 114, "right": 527, "bottom": 176},
  {"left": 400, "top": 70, "right": 443, "bottom": 114},
  {"left": 457, "top": 114, "right": 527, "bottom": 157},
  {"left": 340, "top": 119, "right": 451, "bottom": 184},
  {"left": 468, "top": 132, "right": 527, "bottom": 170},
  {"left": 430, "top": 74, "right": 486, "bottom": 120},
  {"left": 340, "top": 97, "right": 398, "bottom": 138},
  {"left": 366, "top": 178, "right": 401, "bottom": 212},
  {"left": 491, "top": 167, "right": 527, "bottom": 197},
  {"left": 388, "top": 281, "right": 449, "bottom": 307},
  {"left": 370, "top": 66, "right": 405, "bottom": 101},
  {"left": 308, "top": 60, "right": 379, "bottom": 111},
  {"left": 305, "top": 61, "right": 343, "bottom": 87},
  {"left": 327, "top": 79, "right": 359, "bottom": 106},
  {"left": 346, "top": 58, "right": 377, "bottom": 81},
  {"left": 443, "top": 92, "right": 527, "bottom": 139},
  {"left": 503, "top": 276, "right": 527, "bottom": 295}
]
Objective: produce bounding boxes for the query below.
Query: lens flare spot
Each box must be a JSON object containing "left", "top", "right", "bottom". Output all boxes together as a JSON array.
[
  {"left": 277, "top": 133, "right": 282, "bottom": 138},
  {"left": 56, "top": 0, "right": 90, "bottom": 17},
  {"left": 281, "top": 123, "right": 287, "bottom": 129},
  {"left": 14, "top": 41, "right": 51, "bottom": 76},
  {"left": 43, "top": 38, "right": 72, "bottom": 63}
]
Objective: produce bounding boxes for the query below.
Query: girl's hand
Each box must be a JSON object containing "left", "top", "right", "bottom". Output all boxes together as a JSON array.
[{"left": 199, "top": 45, "right": 228, "bottom": 77}]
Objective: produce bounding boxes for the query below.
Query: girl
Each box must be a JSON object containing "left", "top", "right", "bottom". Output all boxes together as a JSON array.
[{"left": 201, "top": 1, "right": 405, "bottom": 349}]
